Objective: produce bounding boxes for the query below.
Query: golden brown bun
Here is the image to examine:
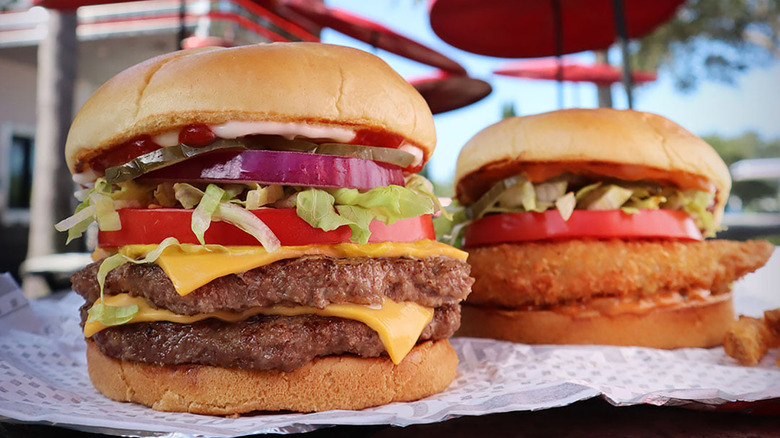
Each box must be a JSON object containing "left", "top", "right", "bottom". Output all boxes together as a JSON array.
[
  {"left": 457, "top": 293, "right": 735, "bottom": 349},
  {"left": 86, "top": 339, "right": 458, "bottom": 414},
  {"left": 66, "top": 43, "right": 435, "bottom": 176},
  {"left": 455, "top": 109, "right": 731, "bottom": 225}
]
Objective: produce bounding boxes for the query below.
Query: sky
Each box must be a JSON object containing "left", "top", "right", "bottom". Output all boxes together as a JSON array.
[{"left": 322, "top": 0, "right": 780, "bottom": 183}]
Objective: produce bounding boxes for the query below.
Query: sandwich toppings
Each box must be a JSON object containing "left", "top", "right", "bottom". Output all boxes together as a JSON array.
[
  {"left": 439, "top": 171, "right": 719, "bottom": 248},
  {"left": 77, "top": 122, "right": 425, "bottom": 176}
]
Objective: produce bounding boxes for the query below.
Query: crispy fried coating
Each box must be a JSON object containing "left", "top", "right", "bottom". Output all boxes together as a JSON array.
[
  {"left": 724, "top": 311, "right": 780, "bottom": 366},
  {"left": 466, "top": 239, "right": 774, "bottom": 307}
]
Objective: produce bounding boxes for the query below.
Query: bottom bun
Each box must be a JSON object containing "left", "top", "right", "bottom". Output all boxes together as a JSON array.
[
  {"left": 86, "top": 339, "right": 458, "bottom": 414},
  {"left": 457, "top": 293, "right": 735, "bottom": 349}
]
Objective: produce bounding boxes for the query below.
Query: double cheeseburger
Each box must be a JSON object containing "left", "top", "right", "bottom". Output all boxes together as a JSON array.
[
  {"left": 59, "top": 43, "right": 473, "bottom": 414},
  {"left": 451, "top": 109, "right": 773, "bottom": 348}
]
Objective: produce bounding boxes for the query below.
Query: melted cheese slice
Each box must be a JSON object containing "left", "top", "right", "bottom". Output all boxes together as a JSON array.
[
  {"left": 84, "top": 294, "right": 434, "bottom": 364},
  {"left": 118, "top": 240, "right": 468, "bottom": 296}
]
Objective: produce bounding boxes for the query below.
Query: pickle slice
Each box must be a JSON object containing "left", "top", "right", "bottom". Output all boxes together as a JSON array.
[
  {"left": 314, "top": 143, "right": 415, "bottom": 167},
  {"left": 237, "top": 136, "right": 414, "bottom": 167},
  {"left": 467, "top": 175, "right": 524, "bottom": 220},
  {"left": 104, "top": 139, "right": 246, "bottom": 184},
  {"left": 242, "top": 135, "right": 319, "bottom": 152}
]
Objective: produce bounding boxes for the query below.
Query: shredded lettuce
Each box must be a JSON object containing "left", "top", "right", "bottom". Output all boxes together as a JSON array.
[
  {"left": 574, "top": 182, "right": 602, "bottom": 202},
  {"left": 213, "top": 202, "right": 281, "bottom": 252},
  {"left": 173, "top": 183, "right": 281, "bottom": 251},
  {"left": 535, "top": 179, "right": 568, "bottom": 204},
  {"left": 296, "top": 189, "right": 355, "bottom": 232},
  {"left": 57, "top": 203, "right": 96, "bottom": 245},
  {"left": 554, "top": 192, "right": 576, "bottom": 220},
  {"left": 90, "top": 192, "right": 121, "bottom": 231},
  {"left": 406, "top": 174, "right": 452, "bottom": 220},
  {"left": 88, "top": 237, "right": 181, "bottom": 327},
  {"left": 296, "top": 184, "right": 437, "bottom": 244},
  {"left": 55, "top": 178, "right": 121, "bottom": 244},
  {"left": 577, "top": 185, "right": 634, "bottom": 210},
  {"left": 242, "top": 184, "right": 284, "bottom": 210},
  {"left": 451, "top": 173, "right": 719, "bottom": 237},
  {"left": 330, "top": 186, "right": 434, "bottom": 224},
  {"left": 173, "top": 183, "right": 204, "bottom": 209},
  {"left": 335, "top": 205, "right": 374, "bottom": 244},
  {"left": 191, "top": 184, "right": 224, "bottom": 245},
  {"left": 497, "top": 177, "right": 537, "bottom": 211},
  {"left": 433, "top": 200, "right": 469, "bottom": 248},
  {"left": 87, "top": 301, "right": 138, "bottom": 327},
  {"left": 153, "top": 183, "right": 178, "bottom": 207},
  {"left": 676, "top": 190, "right": 717, "bottom": 237}
]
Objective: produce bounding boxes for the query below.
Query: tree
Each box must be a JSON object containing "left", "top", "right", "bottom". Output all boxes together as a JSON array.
[{"left": 634, "top": 0, "right": 780, "bottom": 91}]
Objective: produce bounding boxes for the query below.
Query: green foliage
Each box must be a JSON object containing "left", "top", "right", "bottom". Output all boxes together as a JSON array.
[
  {"left": 502, "top": 102, "right": 518, "bottom": 119},
  {"left": 635, "top": 0, "right": 780, "bottom": 91}
]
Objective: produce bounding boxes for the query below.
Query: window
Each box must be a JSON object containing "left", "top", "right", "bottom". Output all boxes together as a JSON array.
[
  {"left": 1, "top": 123, "right": 35, "bottom": 225},
  {"left": 8, "top": 134, "right": 34, "bottom": 209}
]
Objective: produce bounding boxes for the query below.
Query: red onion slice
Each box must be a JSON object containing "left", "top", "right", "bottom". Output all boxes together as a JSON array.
[{"left": 138, "top": 150, "right": 405, "bottom": 189}]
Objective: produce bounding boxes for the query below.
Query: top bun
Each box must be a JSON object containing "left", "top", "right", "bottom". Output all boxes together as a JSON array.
[
  {"left": 455, "top": 109, "right": 731, "bottom": 224},
  {"left": 66, "top": 43, "right": 436, "bottom": 176}
]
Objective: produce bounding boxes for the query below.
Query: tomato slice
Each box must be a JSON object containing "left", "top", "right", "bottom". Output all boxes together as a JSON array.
[
  {"left": 463, "top": 209, "right": 703, "bottom": 248},
  {"left": 98, "top": 208, "right": 434, "bottom": 247}
]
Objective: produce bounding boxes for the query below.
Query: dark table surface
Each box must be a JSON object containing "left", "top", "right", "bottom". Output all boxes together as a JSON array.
[{"left": 2, "top": 397, "right": 780, "bottom": 438}]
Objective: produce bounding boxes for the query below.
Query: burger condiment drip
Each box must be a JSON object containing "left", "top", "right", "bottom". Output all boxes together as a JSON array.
[
  {"left": 179, "top": 123, "right": 217, "bottom": 146},
  {"left": 351, "top": 128, "right": 405, "bottom": 150},
  {"left": 86, "top": 135, "right": 160, "bottom": 174}
]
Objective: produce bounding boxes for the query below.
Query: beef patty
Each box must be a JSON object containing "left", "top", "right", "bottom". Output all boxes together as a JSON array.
[
  {"left": 72, "top": 255, "right": 474, "bottom": 314},
  {"left": 89, "top": 305, "right": 460, "bottom": 372}
]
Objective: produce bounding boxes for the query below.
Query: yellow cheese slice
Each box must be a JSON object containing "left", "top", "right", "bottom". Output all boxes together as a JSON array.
[
  {"left": 84, "top": 294, "right": 434, "bottom": 364},
  {"left": 118, "top": 240, "right": 468, "bottom": 296}
]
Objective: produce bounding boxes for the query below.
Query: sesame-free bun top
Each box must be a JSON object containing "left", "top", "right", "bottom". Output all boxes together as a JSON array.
[
  {"left": 455, "top": 108, "right": 731, "bottom": 224},
  {"left": 65, "top": 43, "right": 436, "bottom": 176}
]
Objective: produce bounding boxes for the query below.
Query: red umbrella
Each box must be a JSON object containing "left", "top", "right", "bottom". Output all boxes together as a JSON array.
[
  {"left": 409, "top": 71, "right": 492, "bottom": 115},
  {"left": 280, "top": 0, "right": 467, "bottom": 75},
  {"left": 494, "top": 59, "right": 657, "bottom": 85},
  {"left": 428, "top": 0, "right": 684, "bottom": 58},
  {"left": 429, "top": 0, "right": 684, "bottom": 108},
  {"left": 32, "top": 0, "right": 143, "bottom": 10}
]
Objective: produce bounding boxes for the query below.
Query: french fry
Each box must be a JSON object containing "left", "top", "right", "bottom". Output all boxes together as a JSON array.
[{"left": 723, "top": 309, "right": 780, "bottom": 366}]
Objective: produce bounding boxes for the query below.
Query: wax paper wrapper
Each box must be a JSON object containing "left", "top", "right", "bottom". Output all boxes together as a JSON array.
[{"left": 1, "top": 249, "right": 779, "bottom": 437}]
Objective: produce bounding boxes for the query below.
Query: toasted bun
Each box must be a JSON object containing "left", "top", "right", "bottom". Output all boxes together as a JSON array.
[
  {"left": 86, "top": 339, "right": 458, "bottom": 414},
  {"left": 66, "top": 43, "right": 435, "bottom": 176},
  {"left": 455, "top": 109, "right": 731, "bottom": 224},
  {"left": 457, "top": 293, "right": 735, "bottom": 349}
]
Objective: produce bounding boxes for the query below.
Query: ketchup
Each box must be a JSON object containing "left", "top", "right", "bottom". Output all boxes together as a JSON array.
[
  {"left": 179, "top": 123, "right": 217, "bottom": 146},
  {"left": 351, "top": 128, "right": 404, "bottom": 149},
  {"left": 351, "top": 128, "right": 424, "bottom": 172},
  {"left": 85, "top": 124, "right": 218, "bottom": 173},
  {"left": 88, "top": 135, "right": 160, "bottom": 173}
]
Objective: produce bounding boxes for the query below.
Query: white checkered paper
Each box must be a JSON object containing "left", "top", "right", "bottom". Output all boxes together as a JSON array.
[{"left": 1, "top": 250, "right": 779, "bottom": 437}]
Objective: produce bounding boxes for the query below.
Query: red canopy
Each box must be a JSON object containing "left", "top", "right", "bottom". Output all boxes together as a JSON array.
[
  {"left": 282, "top": 0, "right": 466, "bottom": 74},
  {"left": 409, "top": 71, "right": 492, "bottom": 114},
  {"left": 428, "top": 0, "right": 685, "bottom": 58},
  {"left": 32, "top": 0, "right": 143, "bottom": 10},
  {"left": 494, "top": 59, "right": 657, "bottom": 85}
]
